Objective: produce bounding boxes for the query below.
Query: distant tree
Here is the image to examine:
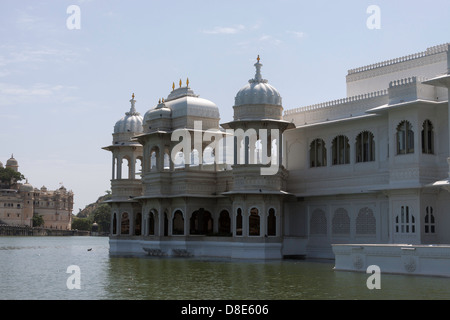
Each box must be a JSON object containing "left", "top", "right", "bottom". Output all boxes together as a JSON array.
[
  {"left": 0, "top": 167, "right": 25, "bottom": 188},
  {"left": 92, "top": 203, "right": 111, "bottom": 233},
  {"left": 71, "top": 217, "right": 91, "bottom": 231},
  {"left": 76, "top": 207, "right": 89, "bottom": 218},
  {"left": 32, "top": 214, "right": 44, "bottom": 227}
]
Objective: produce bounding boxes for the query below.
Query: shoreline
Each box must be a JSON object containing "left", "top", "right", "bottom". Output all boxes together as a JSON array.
[{"left": 0, "top": 225, "right": 91, "bottom": 236}]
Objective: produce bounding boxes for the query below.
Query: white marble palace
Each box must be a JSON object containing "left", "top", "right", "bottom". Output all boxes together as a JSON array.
[{"left": 104, "top": 43, "right": 450, "bottom": 261}]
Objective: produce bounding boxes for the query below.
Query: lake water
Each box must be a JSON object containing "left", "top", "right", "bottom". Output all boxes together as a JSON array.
[{"left": 1, "top": 236, "right": 450, "bottom": 300}]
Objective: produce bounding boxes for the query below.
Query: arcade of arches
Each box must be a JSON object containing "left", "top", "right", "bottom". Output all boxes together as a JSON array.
[{"left": 111, "top": 207, "right": 277, "bottom": 237}]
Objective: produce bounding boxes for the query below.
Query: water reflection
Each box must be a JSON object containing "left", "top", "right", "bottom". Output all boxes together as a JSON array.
[
  {"left": 104, "top": 255, "right": 450, "bottom": 300},
  {"left": 2, "top": 236, "right": 450, "bottom": 300}
]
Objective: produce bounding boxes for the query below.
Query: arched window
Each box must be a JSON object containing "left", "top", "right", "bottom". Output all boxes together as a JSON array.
[
  {"left": 332, "top": 208, "right": 350, "bottom": 235},
  {"left": 190, "top": 209, "right": 213, "bottom": 235},
  {"left": 163, "top": 212, "right": 168, "bottom": 236},
  {"left": 267, "top": 208, "right": 276, "bottom": 236},
  {"left": 190, "top": 149, "right": 200, "bottom": 166},
  {"left": 173, "top": 151, "right": 185, "bottom": 169},
  {"left": 397, "top": 121, "right": 414, "bottom": 154},
  {"left": 164, "top": 153, "right": 170, "bottom": 170},
  {"left": 424, "top": 206, "right": 435, "bottom": 234},
  {"left": 121, "top": 157, "right": 130, "bottom": 179},
  {"left": 121, "top": 212, "right": 129, "bottom": 235},
  {"left": 112, "top": 212, "right": 117, "bottom": 235},
  {"left": 135, "top": 212, "right": 142, "bottom": 236},
  {"left": 236, "top": 208, "right": 243, "bottom": 236},
  {"left": 421, "top": 120, "right": 434, "bottom": 154},
  {"left": 310, "top": 209, "right": 327, "bottom": 235},
  {"left": 310, "top": 139, "right": 327, "bottom": 168},
  {"left": 148, "top": 210, "right": 155, "bottom": 236},
  {"left": 249, "top": 207, "right": 260, "bottom": 236},
  {"left": 150, "top": 151, "right": 157, "bottom": 171},
  {"left": 395, "top": 206, "right": 415, "bottom": 233},
  {"left": 332, "top": 135, "right": 350, "bottom": 165},
  {"left": 172, "top": 210, "right": 184, "bottom": 235},
  {"left": 219, "top": 210, "right": 231, "bottom": 235},
  {"left": 356, "top": 207, "right": 376, "bottom": 235},
  {"left": 136, "top": 157, "right": 143, "bottom": 177},
  {"left": 356, "top": 131, "right": 375, "bottom": 163}
]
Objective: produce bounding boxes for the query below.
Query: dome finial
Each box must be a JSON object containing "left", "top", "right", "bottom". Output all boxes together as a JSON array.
[
  {"left": 127, "top": 93, "right": 138, "bottom": 115},
  {"left": 179, "top": 79, "right": 182, "bottom": 88},
  {"left": 254, "top": 55, "right": 263, "bottom": 82},
  {"left": 172, "top": 82, "right": 175, "bottom": 91},
  {"left": 186, "top": 77, "right": 189, "bottom": 87}
]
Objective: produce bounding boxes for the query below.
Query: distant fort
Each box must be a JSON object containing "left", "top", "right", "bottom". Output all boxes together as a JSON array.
[{"left": 0, "top": 155, "right": 75, "bottom": 232}]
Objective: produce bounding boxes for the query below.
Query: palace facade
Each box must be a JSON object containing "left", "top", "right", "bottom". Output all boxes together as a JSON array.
[
  {"left": 105, "top": 43, "right": 450, "bottom": 259},
  {"left": 0, "top": 155, "right": 74, "bottom": 229}
]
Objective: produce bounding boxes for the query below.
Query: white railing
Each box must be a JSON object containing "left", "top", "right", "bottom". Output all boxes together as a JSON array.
[{"left": 347, "top": 43, "right": 449, "bottom": 75}]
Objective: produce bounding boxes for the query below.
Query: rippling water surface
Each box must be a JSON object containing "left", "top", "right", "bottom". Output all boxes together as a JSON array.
[{"left": 1, "top": 236, "right": 450, "bottom": 300}]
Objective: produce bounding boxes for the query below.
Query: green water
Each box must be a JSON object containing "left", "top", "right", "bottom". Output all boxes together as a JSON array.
[{"left": 1, "top": 236, "right": 450, "bottom": 300}]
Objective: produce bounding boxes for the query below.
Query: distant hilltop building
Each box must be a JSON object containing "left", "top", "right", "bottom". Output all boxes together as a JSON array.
[
  {"left": 0, "top": 155, "right": 74, "bottom": 229},
  {"left": 104, "top": 43, "right": 450, "bottom": 260}
]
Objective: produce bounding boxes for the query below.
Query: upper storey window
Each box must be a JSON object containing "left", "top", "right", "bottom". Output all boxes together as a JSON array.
[
  {"left": 356, "top": 131, "right": 375, "bottom": 163},
  {"left": 421, "top": 120, "right": 434, "bottom": 155},
  {"left": 396, "top": 121, "right": 414, "bottom": 155},
  {"left": 310, "top": 139, "right": 327, "bottom": 168},
  {"left": 332, "top": 135, "right": 350, "bottom": 165}
]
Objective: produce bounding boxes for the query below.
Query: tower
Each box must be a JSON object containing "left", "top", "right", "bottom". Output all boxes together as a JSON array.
[
  {"left": 103, "top": 94, "right": 144, "bottom": 236},
  {"left": 5, "top": 154, "right": 19, "bottom": 172},
  {"left": 221, "top": 56, "right": 295, "bottom": 258},
  {"left": 424, "top": 44, "right": 450, "bottom": 189}
]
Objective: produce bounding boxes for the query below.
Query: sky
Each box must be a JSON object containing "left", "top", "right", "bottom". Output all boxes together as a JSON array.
[{"left": 0, "top": 0, "right": 449, "bottom": 213}]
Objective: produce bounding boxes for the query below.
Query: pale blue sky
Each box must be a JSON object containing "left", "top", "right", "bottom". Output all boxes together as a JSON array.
[{"left": 1, "top": 0, "right": 449, "bottom": 212}]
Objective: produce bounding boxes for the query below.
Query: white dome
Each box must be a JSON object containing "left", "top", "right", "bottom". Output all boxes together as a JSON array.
[
  {"left": 234, "top": 57, "right": 282, "bottom": 107},
  {"left": 114, "top": 114, "right": 143, "bottom": 134},
  {"left": 114, "top": 96, "right": 143, "bottom": 134},
  {"left": 6, "top": 155, "right": 18, "bottom": 167},
  {"left": 143, "top": 85, "right": 220, "bottom": 131},
  {"left": 165, "top": 87, "right": 220, "bottom": 119},
  {"left": 144, "top": 100, "right": 172, "bottom": 123},
  {"left": 19, "top": 182, "right": 34, "bottom": 192}
]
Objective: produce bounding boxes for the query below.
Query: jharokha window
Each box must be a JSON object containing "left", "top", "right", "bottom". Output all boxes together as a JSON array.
[
  {"left": 356, "top": 131, "right": 375, "bottom": 163},
  {"left": 332, "top": 135, "right": 350, "bottom": 165},
  {"left": 397, "top": 121, "right": 414, "bottom": 155},
  {"left": 310, "top": 139, "right": 327, "bottom": 168},
  {"left": 424, "top": 206, "right": 436, "bottom": 234},
  {"left": 421, "top": 120, "right": 434, "bottom": 155},
  {"left": 249, "top": 207, "right": 260, "bottom": 236},
  {"left": 395, "top": 206, "right": 415, "bottom": 233},
  {"left": 236, "top": 208, "right": 243, "bottom": 236}
]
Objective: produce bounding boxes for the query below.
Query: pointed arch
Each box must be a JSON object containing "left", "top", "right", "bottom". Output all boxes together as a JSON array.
[
  {"left": 121, "top": 212, "right": 130, "bottom": 235},
  {"left": 421, "top": 119, "right": 434, "bottom": 154},
  {"left": 134, "top": 212, "right": 142, "bottom": 235},
  {"left": 355, "top": 131, "right": 375, "bottom": 162},
  {"left": 310, "top": 138, "right": 327, "bottom": 167},
  {"left": 397, "top": 120, "right": 414, "bottom": 154},
  {"left": 267, "top": 208, "right": 276, "bottom": 236},
  {"left": 219, "top": 210, "right": 231, "bottom": 235},
  {"left": 172, "top": 210, "right": 184, "bottom": 235},
  {"left": 249, "top": 207, "right": 260, "bottom": 236},
  {"left": 332, "top": 135, "right": 350, "bottom": 165}
]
